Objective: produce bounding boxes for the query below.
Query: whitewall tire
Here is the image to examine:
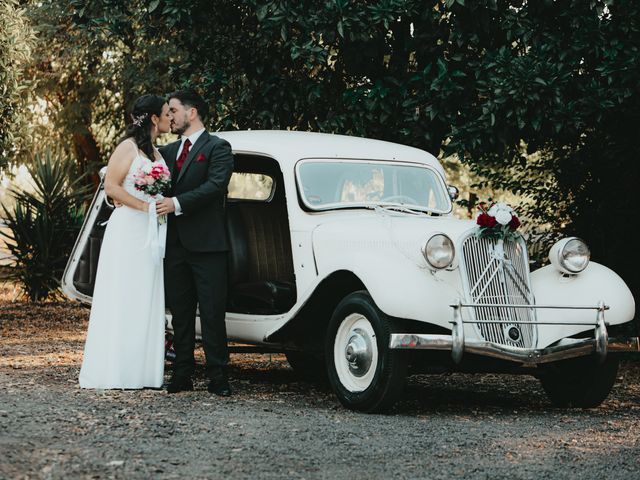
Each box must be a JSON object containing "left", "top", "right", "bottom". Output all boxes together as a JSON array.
[{"left": 326, "top": 291, "right": 408, "bottom": 413}]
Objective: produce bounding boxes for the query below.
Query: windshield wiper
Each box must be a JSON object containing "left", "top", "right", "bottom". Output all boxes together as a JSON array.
[{"left": 375, "top": 205, "right": 436, "bottom": 216}]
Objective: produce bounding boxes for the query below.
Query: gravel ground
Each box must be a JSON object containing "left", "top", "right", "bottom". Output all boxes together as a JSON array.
[{"left": 1, "top": 290, "right": 640, "bottom": 479}]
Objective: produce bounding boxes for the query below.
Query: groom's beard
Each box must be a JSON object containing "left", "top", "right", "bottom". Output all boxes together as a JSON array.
[{"left": 171, "top": 120, "right": 190, "bottom": 136}]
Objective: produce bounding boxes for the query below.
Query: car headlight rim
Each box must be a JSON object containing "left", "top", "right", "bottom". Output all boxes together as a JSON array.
[
  {"left": 423, "top": 233, "right": 455, "bottom": 269},
  {"left": 549, "top": 237, "right": 590, "bottom": 274}
]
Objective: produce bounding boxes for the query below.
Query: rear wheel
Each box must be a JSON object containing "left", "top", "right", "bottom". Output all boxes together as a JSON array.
[
  {"left": 539, "top": 355, "right": 619, "bottom": 408},
  {"left": 325, "top": 291, "right": 408, "bottom": 413}
]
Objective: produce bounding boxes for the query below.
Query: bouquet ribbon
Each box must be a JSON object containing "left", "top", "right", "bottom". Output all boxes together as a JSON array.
[{"left": 146, "top": 202, "right": 167, "bottom": 265}]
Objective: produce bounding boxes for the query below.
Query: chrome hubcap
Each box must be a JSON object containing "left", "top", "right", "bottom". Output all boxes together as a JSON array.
[
  {"left": 334, "top": 313, "right": 379, "bottom": 393},
  {"left": 344, "top": 329, "right": 372, "bottom": 377}
]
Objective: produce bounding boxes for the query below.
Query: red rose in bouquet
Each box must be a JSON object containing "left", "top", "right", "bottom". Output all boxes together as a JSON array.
[{"left": 477, "top": 212, "right": 497, "bottom": 228}]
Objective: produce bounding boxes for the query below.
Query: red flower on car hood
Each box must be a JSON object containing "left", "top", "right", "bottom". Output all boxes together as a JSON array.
[{"left": 477, "top": 212, "right": 497, "bottom": 228}]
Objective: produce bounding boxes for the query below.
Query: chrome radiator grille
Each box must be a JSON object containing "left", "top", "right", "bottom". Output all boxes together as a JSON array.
[{"left": 459, "top": 235, "right": 537, "bottom": 348}]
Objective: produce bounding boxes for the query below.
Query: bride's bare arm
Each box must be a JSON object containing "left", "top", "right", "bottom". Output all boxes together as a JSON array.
[{"left": 103, "top": 142, "right": 149, "bottom": 212}]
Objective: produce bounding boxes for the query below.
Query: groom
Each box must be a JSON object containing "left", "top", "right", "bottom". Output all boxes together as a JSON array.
[{"left": 156, "top": 89, "right": 234, "bottom": 396}]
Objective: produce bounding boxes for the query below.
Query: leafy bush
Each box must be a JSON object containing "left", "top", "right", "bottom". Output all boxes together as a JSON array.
[{"left": 0, "top": 149, "right": 91, "bottom": 301}]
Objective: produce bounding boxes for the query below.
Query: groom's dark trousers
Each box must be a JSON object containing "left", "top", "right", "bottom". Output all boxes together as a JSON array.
[
  {"left": 164, "top": 245, "right": 228, "bottom": 379},
  {"left": 160, "top": 133, "right": 234, "bottom": 382}
]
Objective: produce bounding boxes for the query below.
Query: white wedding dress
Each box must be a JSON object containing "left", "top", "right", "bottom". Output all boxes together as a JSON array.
[{"left": 79, "top": 140, "right": 167, "bottom": 389}]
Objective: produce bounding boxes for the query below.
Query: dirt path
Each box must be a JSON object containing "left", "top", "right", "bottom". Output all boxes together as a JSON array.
[{"left": 1, "top": 299, "right": 640, "bottom": 479}]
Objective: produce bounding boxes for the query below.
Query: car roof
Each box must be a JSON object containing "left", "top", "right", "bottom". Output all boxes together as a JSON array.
[{"left": 213, "top": 130, "right": 445, "bottom": 175}]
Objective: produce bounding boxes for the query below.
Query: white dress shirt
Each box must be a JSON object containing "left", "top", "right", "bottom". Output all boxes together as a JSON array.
[{"left": 172, "top": 128, "right": 206, "bottom": 216}]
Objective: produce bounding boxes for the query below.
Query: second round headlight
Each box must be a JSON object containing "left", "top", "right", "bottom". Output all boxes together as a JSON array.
[
  {"left": 549, "top": 237, "right": 590, "bottom": 274},
  {"left": 423, "top": 234, "right": 455, "bottom": 269}
]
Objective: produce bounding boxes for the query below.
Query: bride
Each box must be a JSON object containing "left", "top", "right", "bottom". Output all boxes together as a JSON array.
[{"left": 79, "top": 94, "right": 171, "bottom": 389}]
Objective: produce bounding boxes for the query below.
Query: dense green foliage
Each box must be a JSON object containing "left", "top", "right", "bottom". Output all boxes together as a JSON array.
[
  {"left": 445, "top": 1, "right": 640, "bottom": 295},
  {"left": 1, "top": 150, "right": 90, "bottom": 300},
  {"left": 0, "top": 0, "right": 36, "bottom": 169},
  {"left": 3, "top": 0, "right": 639, "bottom": 301}
]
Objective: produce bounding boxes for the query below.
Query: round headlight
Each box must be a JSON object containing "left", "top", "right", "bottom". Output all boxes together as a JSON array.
[
  {"left": 549, "top": 237, "right": 590, "bottom": 274},
  {"left": 423, "top": 234, "right": 455, "bottom": 269}
]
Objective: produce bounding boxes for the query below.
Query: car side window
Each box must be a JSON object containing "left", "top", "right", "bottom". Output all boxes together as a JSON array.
[{"left": 228, "top": 172, "right": 274, "bottom": 201}]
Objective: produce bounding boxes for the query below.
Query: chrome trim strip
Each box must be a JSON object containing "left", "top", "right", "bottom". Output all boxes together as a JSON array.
[
  {"left": 451, "top": 302, "right": 610, "bottom": 310},
  {"left": 451, "top": 299, "right": 464, "bottom": 364},
  {"left": 459, "top": 320, "right": 604, "bottom": 325},
  {"left": 448, "top": 298, "right": 609, "bottom": 363},
  {"left": 595, "top": 301, "right": 608, "bottom": 363},
  {"left": 389, "top": 334, "right": 639, "bottom": 364}
]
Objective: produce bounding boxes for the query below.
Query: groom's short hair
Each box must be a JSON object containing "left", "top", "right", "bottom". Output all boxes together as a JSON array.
[{"left": 168, "top": 89, "right": 209, "bottom": 121}]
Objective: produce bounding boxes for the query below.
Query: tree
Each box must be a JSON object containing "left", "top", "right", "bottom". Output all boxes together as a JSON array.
[
  {"left": 18, "top": 0, "right": 640, "bottom": 302},
  {"left": 140, "top": 0, "right": 640, "bottom": 298},
  {"left": 439, "top": 0, "right": 640, "bottom": 303},
  {"left": 0, "top": 0, "right": 36, "bottom": 170},
  {"left": 22, "top": 0, "right": 184, "bottom": 174}
]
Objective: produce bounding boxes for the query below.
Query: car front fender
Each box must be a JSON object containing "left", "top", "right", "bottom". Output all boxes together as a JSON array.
[
  {"left": 315, "top": 247, "right": 462, "bottom": 331},
  {"left": 531, "top": 262, "right": 636, "bottom": 348}
]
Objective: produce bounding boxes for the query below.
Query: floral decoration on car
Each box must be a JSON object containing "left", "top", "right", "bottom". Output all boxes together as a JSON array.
[{"left": 475, "top": 201, "right": 521, "bottom": 241}]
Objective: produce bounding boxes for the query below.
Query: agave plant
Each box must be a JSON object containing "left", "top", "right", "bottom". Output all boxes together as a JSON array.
[{"left": 0, "top": 148, "right": 91, "bottom": 301}]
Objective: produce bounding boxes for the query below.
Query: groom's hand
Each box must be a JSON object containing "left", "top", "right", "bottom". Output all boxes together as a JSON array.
[{"left": 156, "top": 197, "right": 176, "bottom": 215}]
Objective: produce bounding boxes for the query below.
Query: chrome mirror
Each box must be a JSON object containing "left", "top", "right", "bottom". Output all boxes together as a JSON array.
[{"left": 447, "top": 185, "right": 459, "bottom": 201}]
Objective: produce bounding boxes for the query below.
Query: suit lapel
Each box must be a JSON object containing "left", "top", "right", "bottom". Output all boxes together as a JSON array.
[
  {"left": 176, "top": 131, "right": 211, "bottom": 184},
  {"left": 162, "top": 142, "right": 180, "bottom": 184}
]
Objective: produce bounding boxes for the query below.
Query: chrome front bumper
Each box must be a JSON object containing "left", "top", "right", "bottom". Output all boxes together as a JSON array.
[{"left": 389, "top": 300, "right": 639, "bottom": 365}]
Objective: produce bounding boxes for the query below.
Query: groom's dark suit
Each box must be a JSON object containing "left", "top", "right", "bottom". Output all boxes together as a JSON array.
[{"left": 159, "top": 132, "right": 234, "bottom": 382}]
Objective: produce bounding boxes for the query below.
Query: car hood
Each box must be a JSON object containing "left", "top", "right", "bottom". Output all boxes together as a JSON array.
[{"left": 311, "top": 210, "right": 476, "bottom": 269}]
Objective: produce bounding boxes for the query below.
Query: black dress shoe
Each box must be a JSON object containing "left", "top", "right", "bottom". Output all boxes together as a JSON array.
[
  {"left": 207, "top": 378, "right": 232, "bottom": 396},
  {"left": 167, "top": 377, "right": 193, "bottom": 394}
]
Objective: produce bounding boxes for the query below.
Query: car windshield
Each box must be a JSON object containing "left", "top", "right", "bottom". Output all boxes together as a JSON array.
[{"left": 296, "top": 160, "right": 451, "bottom": 213}]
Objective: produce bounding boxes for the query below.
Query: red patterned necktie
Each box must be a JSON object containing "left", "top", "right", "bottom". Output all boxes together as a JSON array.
[{"left": 175, "top": 138, "right": 191, "bottom": 172}]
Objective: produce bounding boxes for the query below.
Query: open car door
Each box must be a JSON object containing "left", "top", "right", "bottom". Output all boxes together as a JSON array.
[{"left": 61, "top": 167, "right": 114, "bottom": 304}]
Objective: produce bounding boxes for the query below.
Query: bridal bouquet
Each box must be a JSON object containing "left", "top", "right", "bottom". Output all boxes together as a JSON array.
[
  {"left": 133, "top": 162, "right": 171, "bottom": 223},
  {"left": 133, "top": 162, "right": 171, "bottom": 197},
  {"left": 475, "top": 201, "right": 521, "bottom": 241}
]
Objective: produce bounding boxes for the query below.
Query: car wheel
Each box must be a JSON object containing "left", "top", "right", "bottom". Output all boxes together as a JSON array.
[
  {"left": 326, "top": 291, "right": 408, "bottom": 413},
  {"left": 539, "top": 355, "right": 619, "bottom": 408},
  {"left": 285, "top": 350, "right": 327, "bottom": 381}
]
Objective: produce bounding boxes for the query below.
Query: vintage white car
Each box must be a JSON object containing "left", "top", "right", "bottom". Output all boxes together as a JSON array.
[{"left": 63, "top": 130, "right": 638, "bottom": 412}]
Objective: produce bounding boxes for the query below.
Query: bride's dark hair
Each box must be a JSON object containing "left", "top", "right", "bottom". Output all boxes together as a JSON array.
[{"left": 121, "top": 94, "right": 166, "bottom": 161}]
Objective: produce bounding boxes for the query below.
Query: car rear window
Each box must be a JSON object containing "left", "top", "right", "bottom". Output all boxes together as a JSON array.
[{"left": 228, "top": 172, "right": 274, "bottom": 201}]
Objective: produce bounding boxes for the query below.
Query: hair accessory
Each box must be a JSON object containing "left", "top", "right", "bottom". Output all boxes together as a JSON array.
[{"left": 131, "top": 112, "right": 149, "bottom": 127}]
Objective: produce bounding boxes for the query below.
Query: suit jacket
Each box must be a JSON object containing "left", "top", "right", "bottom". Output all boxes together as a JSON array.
[{"left": 159, "top": 132, "right": 234, "bottom": 252}]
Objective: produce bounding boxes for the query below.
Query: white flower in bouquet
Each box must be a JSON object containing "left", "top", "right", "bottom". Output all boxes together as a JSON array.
[
  {"left": 488, "top": 202, "right": 512, "bottom": 215},
  {"left": 495, "top": 210, "right": 512, "bottom": 225},
  {"left": 488, "top": 202, "right": 513, "bottom": 225}
]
